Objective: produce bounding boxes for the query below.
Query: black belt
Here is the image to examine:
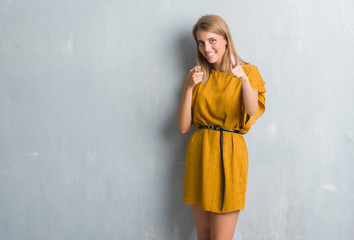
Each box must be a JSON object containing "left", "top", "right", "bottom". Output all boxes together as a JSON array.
[{"left": 198, "top": 125, "right": 241, "bottom": 211}]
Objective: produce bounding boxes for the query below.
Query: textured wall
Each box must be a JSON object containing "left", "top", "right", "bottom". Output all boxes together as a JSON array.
[{"left": 1, "top": 0, "right": 353, "bottom": 239}]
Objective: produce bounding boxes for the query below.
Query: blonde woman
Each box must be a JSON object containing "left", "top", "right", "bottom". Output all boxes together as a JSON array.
[{"left": 177, "top": 14, "right": 266, "bottom": 239}]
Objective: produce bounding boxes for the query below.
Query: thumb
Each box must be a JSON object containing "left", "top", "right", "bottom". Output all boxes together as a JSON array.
[
  {"left": 235, "top": 57, "right": 240, "bottom": 67},
  {"left": 230, "top": 54, "right": 236, "bottom": 68}
]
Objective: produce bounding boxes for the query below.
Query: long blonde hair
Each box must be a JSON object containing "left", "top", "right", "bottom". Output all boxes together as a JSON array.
[{"left": 192, "top": 14, "right": 250, "bottom": 83}]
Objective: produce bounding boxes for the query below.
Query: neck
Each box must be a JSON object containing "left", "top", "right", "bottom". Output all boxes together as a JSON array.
[{"left": 213, "top": 63, "right": 222, "bottom": 72}]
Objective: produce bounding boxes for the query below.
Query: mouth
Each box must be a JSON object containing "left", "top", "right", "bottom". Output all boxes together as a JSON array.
[{"left": 205, "top": 52, "right": 216, "bottom": 58}]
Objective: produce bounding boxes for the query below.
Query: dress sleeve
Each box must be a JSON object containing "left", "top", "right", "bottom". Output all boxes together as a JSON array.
[
  {"left": 191, "top": 82, "right": 201, "bottom": 126},
  {"left": 191, "top": 82, "right": 201, "bottom": 110},
  {"left": 240, "top": 65, "right": 266, "bottom": 134}
]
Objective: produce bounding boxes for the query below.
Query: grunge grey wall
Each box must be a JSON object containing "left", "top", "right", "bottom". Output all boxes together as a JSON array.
[{"left": 1, "top": 0, "right": 353, "bottom": 239}]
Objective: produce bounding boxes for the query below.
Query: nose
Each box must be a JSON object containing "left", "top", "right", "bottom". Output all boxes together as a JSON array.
[{"left": 204, "top": 43, "right": 211, "bottom": 52}]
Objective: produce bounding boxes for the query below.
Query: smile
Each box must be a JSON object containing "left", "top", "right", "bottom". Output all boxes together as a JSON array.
[{"left": 206, "top": 52, "right": 216, "bottom": 58}]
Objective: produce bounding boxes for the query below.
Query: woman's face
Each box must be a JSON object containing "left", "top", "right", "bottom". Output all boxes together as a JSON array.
[{"left": 196, "top": 30, "right": 228, "bottom": 69}]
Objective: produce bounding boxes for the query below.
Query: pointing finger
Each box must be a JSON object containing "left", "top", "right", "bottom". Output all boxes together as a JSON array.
[{"left": 190, "top": 66, "right": 201, "bottom": 73}]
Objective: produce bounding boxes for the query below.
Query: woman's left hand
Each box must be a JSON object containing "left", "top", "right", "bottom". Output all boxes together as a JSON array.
[{"left": 230, "top": 55, "right": 247, "bottom": 81}]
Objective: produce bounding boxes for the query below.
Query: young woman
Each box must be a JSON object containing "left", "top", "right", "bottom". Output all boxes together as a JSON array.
[{"left": 177, "top": 14, "right": 266, "bottom": 239}]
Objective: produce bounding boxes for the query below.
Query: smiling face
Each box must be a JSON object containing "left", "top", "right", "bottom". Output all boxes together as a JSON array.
[{"left": 197, "top": 30, "right": 228, "bottom": 71}]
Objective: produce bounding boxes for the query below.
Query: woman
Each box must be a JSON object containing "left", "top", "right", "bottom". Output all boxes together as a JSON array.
[{"left": 177, "top": 14, "right": 266, "bottom": 239}]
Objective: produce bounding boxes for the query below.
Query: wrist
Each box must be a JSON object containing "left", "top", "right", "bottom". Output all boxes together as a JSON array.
[
  {"left": 239, "top": 75, "right": 249, "bottom": 83},
  {"left": 183, "top": 84, "right": 193, "bottom": 92}
]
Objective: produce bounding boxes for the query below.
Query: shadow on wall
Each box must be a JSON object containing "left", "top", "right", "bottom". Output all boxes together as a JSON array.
[{"left": 161, "top": 29, "right": 198, "bottom": 239}]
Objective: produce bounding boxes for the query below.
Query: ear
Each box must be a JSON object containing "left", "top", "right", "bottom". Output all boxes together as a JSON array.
[{"left": 223, "top": 37, "right": 228, "bottom": 46}]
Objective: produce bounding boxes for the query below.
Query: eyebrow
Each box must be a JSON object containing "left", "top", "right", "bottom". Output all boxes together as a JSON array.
[{"left": 197, "top": 37, "right": 216, "bottom": 42}]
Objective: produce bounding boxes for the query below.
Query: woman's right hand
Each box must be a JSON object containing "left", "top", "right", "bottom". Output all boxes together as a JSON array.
[
  {"left": 177, "top": 66, "right": 203, "bottom": 134},
  {"left": 184, "top": 66, "right": 203, "bottom": 89}
]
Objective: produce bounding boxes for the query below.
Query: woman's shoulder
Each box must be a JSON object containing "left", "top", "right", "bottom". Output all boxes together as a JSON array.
[
  {"left": 241, "top": 63, "right": 257, "bottom": 69},
  {"left": 241, "top": 64, "right": 261, "bottom": 75}
]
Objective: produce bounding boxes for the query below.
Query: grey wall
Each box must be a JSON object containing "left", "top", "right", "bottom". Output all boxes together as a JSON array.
[{"left": 1, "top": 0, "right": 354, "bottom": 239}]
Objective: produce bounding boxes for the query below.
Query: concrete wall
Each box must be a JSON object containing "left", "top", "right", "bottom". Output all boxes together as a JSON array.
[{"left": 1, "top": 0, "right": 353, "bottom": 239}]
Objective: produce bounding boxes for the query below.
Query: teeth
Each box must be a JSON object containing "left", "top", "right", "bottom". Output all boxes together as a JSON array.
[{"left": 207, "top": 52, "right": 215, "bottom": 56}]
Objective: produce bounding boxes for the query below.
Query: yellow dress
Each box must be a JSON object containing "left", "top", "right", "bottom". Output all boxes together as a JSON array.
[{"left": 183, "top": 64, "right": 266, "bottom": 213}]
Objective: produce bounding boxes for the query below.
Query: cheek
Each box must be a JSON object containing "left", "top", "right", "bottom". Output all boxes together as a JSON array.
[
  {"left": 220, "top": 45, "right": 227, "bottom": 53},
  {"left": 199, "top": 47, "right": 206, "bottom": 55}
]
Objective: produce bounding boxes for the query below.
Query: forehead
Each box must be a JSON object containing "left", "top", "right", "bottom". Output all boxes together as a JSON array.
[{"left": 197, "top": 30, "right": 223, "bottom": 41}]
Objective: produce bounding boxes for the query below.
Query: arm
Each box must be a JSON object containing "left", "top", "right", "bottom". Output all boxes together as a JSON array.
[
  {"left": 177, "top": 86, "right": 193, "bottom": 134},
  {"left": 230, "top": 56, "right": 259, "bottom": 116},
  {"left": 177, "top": 66, "right": 203, "bottom": 134},
  {"left": 239, "top": 76, "right": 259, "bottom": 116}
]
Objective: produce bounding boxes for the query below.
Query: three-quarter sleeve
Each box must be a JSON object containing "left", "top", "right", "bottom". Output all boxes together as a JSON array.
[
  {"left": 191, "top": 82, "right": 201, "bottom": 110},
  {"left": 191, "top": 82, "right": 201, "bottom": 126},
  {"left": 240, "top": 65, "right": 266, "bottom": 134}
]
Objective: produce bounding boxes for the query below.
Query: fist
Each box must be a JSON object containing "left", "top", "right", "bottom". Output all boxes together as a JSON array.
[
  {"left": 230, "top": 55, "right": 247, "bottom": 80},
  {"left": 185, "top": 66, "right": 203, "bottom": 89}
]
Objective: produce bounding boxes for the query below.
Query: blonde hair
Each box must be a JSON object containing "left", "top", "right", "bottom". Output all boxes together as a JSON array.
[{"left": 192, "top": 14, "right": 250, "bottom": 83}]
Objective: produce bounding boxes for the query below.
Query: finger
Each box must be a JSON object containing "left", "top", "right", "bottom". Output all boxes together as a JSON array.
[
  {"left": 193, "top": 76, "right": 201, "bottom": 82},
  {"left": 230, "top": 55, "right": 236, "bottom": 68},
  {"left": 235, "top": 57, "right": 240, "bottom": 67},
  {"left": 195, "top": 66, "right": 201, "bottom": 73},
  {"left": 190, "top": 66, "right": 200, "bottom": 73},
  {"left": 194, "top": 72, "right": 204, "bottom": 78}
]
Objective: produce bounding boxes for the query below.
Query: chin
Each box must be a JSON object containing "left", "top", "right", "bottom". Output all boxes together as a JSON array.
[{"left": 205, "top": 58, "right": 217, "bottom": 64}]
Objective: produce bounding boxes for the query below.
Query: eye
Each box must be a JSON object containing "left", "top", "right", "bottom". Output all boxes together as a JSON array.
[
  {"left": 210, "top": 39, "right": 216, "bottom": 43},
  {"left": 198, "top": 41, "right": 204, "bottom": 46}
]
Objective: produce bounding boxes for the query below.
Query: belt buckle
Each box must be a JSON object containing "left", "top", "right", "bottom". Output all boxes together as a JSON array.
[{"left": 208, "top": 125, "right": 220, "bottom": 130}]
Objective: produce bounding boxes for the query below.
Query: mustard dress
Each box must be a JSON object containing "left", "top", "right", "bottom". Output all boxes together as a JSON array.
[{"left": 183, "top": 64, "right": 266, "bottom": 213}]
